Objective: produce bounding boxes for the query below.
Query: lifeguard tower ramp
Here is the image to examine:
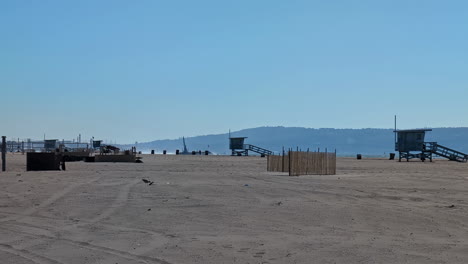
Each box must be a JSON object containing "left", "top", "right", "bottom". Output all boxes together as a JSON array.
[{"left": 424, "top": 142, "right": 468, "bottom": 162}]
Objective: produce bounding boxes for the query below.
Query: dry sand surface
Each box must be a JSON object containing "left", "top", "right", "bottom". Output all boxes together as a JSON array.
[{"left": 0, "top": 153, "right": 468, "bottom": 264}]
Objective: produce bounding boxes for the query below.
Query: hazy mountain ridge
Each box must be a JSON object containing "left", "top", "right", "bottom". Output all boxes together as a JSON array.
[{"left": 121, "top": 126, "right": 468, "bottom": 156}]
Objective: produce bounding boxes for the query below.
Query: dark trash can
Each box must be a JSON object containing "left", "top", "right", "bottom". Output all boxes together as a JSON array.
[
  {"left": 389, "top": 153, "right": 395, "bottom": 160},
  {"left": 357, "top": 154, "right": 362, "bottom": 160}
]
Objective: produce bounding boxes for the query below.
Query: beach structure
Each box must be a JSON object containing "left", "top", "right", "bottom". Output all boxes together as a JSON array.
[
  {"left": 7, "top": 138, "right": 96, "bottom": 154},
  {"left": 177, "top": 137, "right": 208, "bottom": 155},
  {"left": 26, "top": 139, "right": 94, "bottom": 170},
  {"left": 1, "top": 136, "right": 5, "bottom": 171},
  {"left": 99, "top": 144, "right": 120, "bottom": 154},
  {"left": 27, "top": 152, "right": 64, "bottom": 171},
  {"left": 94, "top": 145, "right": 140, "bottom": 162},
  {"left": 3, "top": 137, "right": 72, "bottom": 171},
  {"left": 229, "top": 137, "right": 273, "bottom": 156},
  {"left": 56, "top": 140, "right": 96, "bottom": 161},
  {"left": 175, "top": 137, "right": 190, "bottom": 155},
  {"left": 180, "top": 137, "right": 190, "bottom": 155},
  {"left": 394, "top": 129, "right": 468, "bottom": 162},
  {"left": 229, "top": 137, "right": 247, "bottom": 156},
  {"left": 267, "top": 150, "right": 336, "bottom": 176},
  {"left": 5, "top": 135, "right": 141, "bottom": 169},
  {"left": 44, "top": 139, "right": 58, "bottom": 152},
  {"left": 92, "top": 140, "right": 102, "bottom": 149}
]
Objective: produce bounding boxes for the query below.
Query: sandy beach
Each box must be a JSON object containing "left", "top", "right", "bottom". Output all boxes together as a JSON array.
[{"left": 0, "top": 153, "right": 467, "bottom": 263}]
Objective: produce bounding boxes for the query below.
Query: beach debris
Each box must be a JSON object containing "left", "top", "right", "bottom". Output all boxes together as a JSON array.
[
  {"left": 142, "top": 179, "right": 154, "bottom": 185},
  {"left": 244, "top": 184, "right": 249, "bottom": 187},
  {"left": 448, "top": 204, "right": 455, "bottom": 208},
  {"left": 147, "top": 208, "right": 151, "bottom": 211}
]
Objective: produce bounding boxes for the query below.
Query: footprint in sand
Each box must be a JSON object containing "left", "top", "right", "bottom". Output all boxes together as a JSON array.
[
  {"left": 238, "top": 247, "right": 249, "bottom": 253},
  {"left": 254, "top": 251, "right": 265, "bottom": 258}
]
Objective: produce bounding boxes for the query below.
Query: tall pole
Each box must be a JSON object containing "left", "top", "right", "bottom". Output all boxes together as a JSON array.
[
  {"left": 394, "top": 115, "right": 397, "bottom": 144},
  {"left": 2, "top": 136, "right": 6, "bottom": 172}
]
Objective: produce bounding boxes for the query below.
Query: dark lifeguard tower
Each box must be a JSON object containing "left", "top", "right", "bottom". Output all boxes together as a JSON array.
[
  {"left": 395, "top": 129, "right": 468, "bottom": 162},
  {"left": 229, "top": 137, "right": 248, "bottom": 156},
  {"left": 44, "top": 139, "right": 58, "bottom": 152},
  {"left": 394, "top": 129, "right": 432, "bottom": 162},
  {"left": 92, "top": 140, "right": 102, "bottom": 149},
  {"left": 229, "top": 137, "right": 273, "bottom": 156}
]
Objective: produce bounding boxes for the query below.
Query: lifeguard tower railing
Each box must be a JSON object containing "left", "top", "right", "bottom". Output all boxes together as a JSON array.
[
  {"left": 243, "top": 144, "right": 273, "bottom": 156},
  {"left": 424, "top": 142, "right": 468, "bottom": 162}
]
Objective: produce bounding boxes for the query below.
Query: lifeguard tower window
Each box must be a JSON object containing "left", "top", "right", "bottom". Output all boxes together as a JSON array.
[
  {"left": 229, "top": 137, "right": 246, "bottom": 150},
  {"left": 395, "top": 129, "right": 430, "bottom": 152},
  {"left": 93, "top": 140, "right": 102, "bottom": 149}
]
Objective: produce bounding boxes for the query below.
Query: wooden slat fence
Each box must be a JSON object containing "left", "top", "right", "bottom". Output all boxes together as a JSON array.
[
  {"left": 267, "top": 151, "right": 336, "bottom": 176},
  {"left": 267, "top": 154, "right": 289, "bottom": 172}
]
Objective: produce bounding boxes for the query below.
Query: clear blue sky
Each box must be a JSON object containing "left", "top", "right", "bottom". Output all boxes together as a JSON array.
[{"left": 2, "top": 1, "right": 467, "bottom": 143}]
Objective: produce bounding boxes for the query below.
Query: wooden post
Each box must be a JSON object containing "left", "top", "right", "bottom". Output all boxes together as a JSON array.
[
  {"left": 267, "top": 154, "right": 269, "bottom": 171},
  {"left": 2, "top": 136, "right": 6, "bottom": 172},
  {"left": 282, "top": 147, "right": 285, "bottom": 172},
  {"left": 326, "top": 152, "right": 329, "bottom": 175}
]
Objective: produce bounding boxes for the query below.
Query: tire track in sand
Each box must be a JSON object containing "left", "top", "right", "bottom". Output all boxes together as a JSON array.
[
  {"left": 84, "top": 179, "right": 140, "bottom": 225},
  {"left": 0, "top": 224, "right": 172, "bottom": 264},
  {"left": 0, "top": 176, "right": 103, "bottom": 223},
  {"left": 0, "top": 179, "right": 172, "bottom": 264},
  {"left": 0, "top": 243, "right": 63, "bottom": 264},
  {"left": 0, "top": 213, "right": 169, "bottom": 245}
]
